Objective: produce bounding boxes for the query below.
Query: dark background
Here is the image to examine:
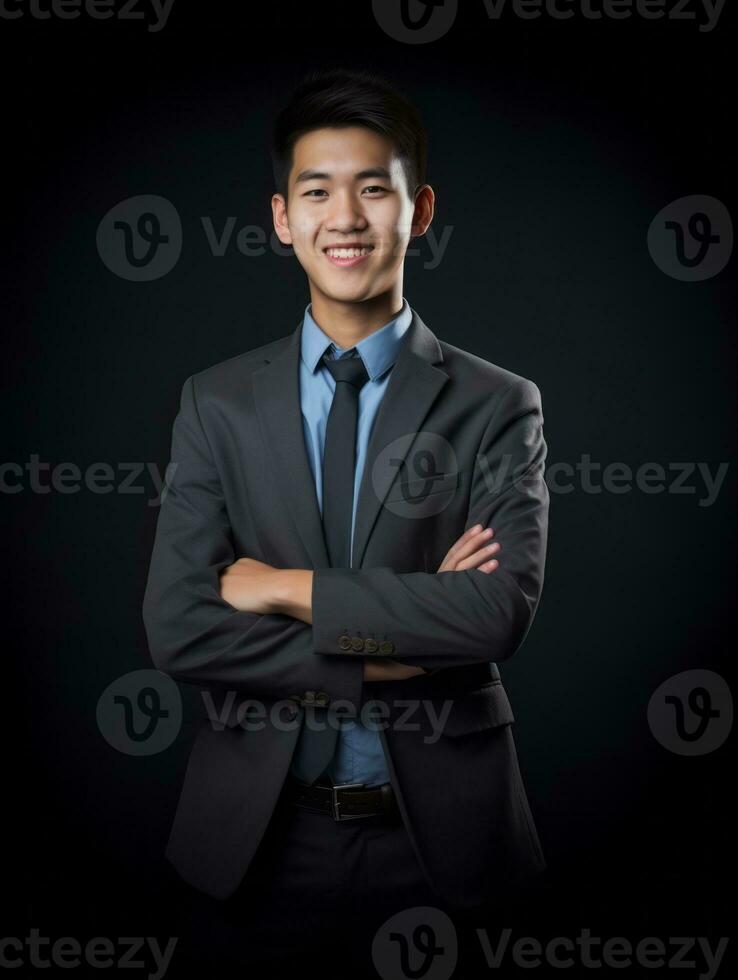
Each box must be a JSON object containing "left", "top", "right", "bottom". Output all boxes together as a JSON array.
[{"left": 3, "top": 1, "right": 735, "bottom": 976}]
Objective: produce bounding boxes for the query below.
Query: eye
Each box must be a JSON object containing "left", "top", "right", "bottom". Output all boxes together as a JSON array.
[{"left": 302, "top": 186, "right": 389, "bottom": 198}]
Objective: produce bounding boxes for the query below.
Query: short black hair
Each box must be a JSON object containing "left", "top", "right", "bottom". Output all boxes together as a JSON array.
[{"left": 271, "top": 68, "right": 428, "bottom": 202}]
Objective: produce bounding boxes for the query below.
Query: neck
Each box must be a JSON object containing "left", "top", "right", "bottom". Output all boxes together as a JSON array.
[{"left": 308, "top": 282, "right": 405, "bottom": 350}]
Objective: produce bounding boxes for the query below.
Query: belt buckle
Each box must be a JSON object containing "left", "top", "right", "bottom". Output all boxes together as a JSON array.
[{"left": 330, "top": 782, "right": 366, "bottom": 821}]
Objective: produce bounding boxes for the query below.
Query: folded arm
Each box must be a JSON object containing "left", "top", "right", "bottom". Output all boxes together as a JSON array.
[
  {"left": 142, "top": 375, "right": 363, "bottom": 708},
  {"left": 310, "top": 379, "right": 549, "bottom": 671}
]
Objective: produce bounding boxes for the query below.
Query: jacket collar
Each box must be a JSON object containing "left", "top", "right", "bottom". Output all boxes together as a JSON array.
[{"left": 300, "top": 297, "right": 413, "bottom": 380}]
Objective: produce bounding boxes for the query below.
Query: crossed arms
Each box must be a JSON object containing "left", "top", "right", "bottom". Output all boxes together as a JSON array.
[
  {"left": 142, "top": 375, "right": 548, "bottom": 706},
  {"left": 218, "top": 523, "right": 503, "bottom": 681}
]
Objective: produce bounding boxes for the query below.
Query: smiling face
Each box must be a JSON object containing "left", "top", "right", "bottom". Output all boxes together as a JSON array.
[{"left": 272, "top": 125, "right": 433, "bottom": 310}]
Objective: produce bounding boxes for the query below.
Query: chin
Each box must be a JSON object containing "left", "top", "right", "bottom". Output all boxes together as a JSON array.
[{"left": 315, "top": 280, "right": 376, "bottom": 304}]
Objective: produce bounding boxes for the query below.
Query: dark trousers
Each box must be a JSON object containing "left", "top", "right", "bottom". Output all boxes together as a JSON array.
[{"left": 178, "top": 783, "right": 448, "bottom": 976}]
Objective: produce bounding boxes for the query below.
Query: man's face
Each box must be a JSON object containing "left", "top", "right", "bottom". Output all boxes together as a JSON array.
[{"left": 272, "top": 126, "right": 421, "bottom": 305}]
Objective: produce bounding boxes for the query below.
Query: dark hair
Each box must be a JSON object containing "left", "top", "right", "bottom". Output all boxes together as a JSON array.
[{"left": 271, "top": 68, "right": 428, "bottom": 202}]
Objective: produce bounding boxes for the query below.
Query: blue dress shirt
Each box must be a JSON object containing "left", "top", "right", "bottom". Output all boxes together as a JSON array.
[{"left": 294, "top": 296, "right": 413, "bottom": 787}]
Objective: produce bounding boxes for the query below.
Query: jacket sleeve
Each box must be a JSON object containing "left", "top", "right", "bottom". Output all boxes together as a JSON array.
[
  {"left": 311, "top": 379, "right": 549, "bottom": 671},
  {"left": 142, "top": 374, "right": 363, "bottom": 709}
]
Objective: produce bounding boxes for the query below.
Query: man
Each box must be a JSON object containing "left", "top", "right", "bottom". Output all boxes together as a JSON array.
[{"left": 143, "top": 67, "right": 549, "bottom": 972}]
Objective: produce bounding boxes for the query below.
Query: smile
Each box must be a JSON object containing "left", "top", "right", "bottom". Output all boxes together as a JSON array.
[{"left": 323, "top": 245, "right": 374, "bottom": 267}]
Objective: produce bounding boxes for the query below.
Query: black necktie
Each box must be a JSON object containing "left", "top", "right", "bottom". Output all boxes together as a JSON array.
[
  {"left": 320, "top": 349, "right": 370, "bottom": 568},
  {"left": 290, "top": 347, "right": 370, "bottom": 785}
]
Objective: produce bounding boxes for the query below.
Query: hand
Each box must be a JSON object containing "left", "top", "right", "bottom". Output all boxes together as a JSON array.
[
  {"left": 219, "top": 556, "right": 282, "bottom": 614},
  {"left": 437, "top": 523, "right": 501, "bottom": 573}
]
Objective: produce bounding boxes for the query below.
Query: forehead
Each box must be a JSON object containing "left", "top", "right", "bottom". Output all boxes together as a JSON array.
[{"left": 290, "top": 126, "right": 403, "bottom": 182}]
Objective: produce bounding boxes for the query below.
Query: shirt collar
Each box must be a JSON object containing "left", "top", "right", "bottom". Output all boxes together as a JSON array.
[{"left": 300, "top": 298, "right": 412, "bottom": 382}]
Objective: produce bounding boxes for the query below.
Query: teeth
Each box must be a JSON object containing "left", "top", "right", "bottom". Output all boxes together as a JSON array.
[{"left": 326, "top": 247, "right": 372, "bottom": 258}]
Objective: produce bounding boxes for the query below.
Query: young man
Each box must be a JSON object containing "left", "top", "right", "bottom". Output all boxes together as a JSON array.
[{"left": 143, "top": 68, "right": 549, "bottom": 972}]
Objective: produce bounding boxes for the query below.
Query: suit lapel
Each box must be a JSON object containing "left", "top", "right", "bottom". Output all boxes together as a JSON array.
[
  {"left": 351, "top": 310, "right": 448, "bottom": 569},
  {"left": 252, "top": 307, "right": 448, "bottom": 570},
  {"left": 252, "top": 322, "right": 329, "bottom": 569}
]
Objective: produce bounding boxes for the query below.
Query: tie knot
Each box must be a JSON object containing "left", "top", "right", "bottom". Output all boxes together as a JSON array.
[{"left": 321, "top": 349, "right": 370, "bottom": 390}]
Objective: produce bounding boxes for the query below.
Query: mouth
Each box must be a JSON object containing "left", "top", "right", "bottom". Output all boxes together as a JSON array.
[{"left": 322, "top": 244, "right": 374, "bottom": 268}]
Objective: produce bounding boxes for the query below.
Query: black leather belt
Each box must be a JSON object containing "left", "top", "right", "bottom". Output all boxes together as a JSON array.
[{"left": 285, "top": 776, "right": 401, "bottom": 822}]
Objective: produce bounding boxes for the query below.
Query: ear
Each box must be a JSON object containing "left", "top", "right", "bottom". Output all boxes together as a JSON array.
[
  {"left": 271, "top": 193, "right": 293, "bottom": 246},
  {"left": 410, "top": 184, "right": 435, "bottom": 238}
]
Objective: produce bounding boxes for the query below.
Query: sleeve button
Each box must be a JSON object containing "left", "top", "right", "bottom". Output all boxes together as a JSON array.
[{"left": 379, "top": 641, "right": 395, "bottom": 655}]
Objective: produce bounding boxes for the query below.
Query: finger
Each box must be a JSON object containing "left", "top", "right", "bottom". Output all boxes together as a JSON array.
[
  {"left": 447, "top": 526, "right": 495, "bottom": 563},
  {"left": 437, "top": 527, "right": 494, "bottom": 573},
  {"left": 454, "top": 541, "right": 501, "bottom": 572},
  {"left": 446, "top": 524, "right": 485, "bottom": 557},
  {"left": 453, "top": 532, "right": 497, "bottom": 567}
]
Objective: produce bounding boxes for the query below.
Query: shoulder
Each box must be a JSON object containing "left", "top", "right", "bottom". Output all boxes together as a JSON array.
[
  {"left": 437, "top": 338, "right": 543, "bottom": 407},
  {"left": 185, "top": 333, "right": 293, "bottom": 397}
]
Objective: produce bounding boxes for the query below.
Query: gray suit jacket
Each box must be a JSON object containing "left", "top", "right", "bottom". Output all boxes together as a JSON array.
[{"left": 142, "top": 307, "right": 549, "bottom": 909}]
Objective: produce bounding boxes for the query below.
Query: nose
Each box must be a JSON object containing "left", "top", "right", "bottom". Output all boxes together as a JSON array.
[{"left": 326, "top": 189, "right": 369, "bottom": 234}]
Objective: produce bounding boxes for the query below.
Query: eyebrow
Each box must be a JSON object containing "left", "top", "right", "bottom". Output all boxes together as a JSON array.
[{"left": 294, "top": 166, "right": 393, "bottom": 185}]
